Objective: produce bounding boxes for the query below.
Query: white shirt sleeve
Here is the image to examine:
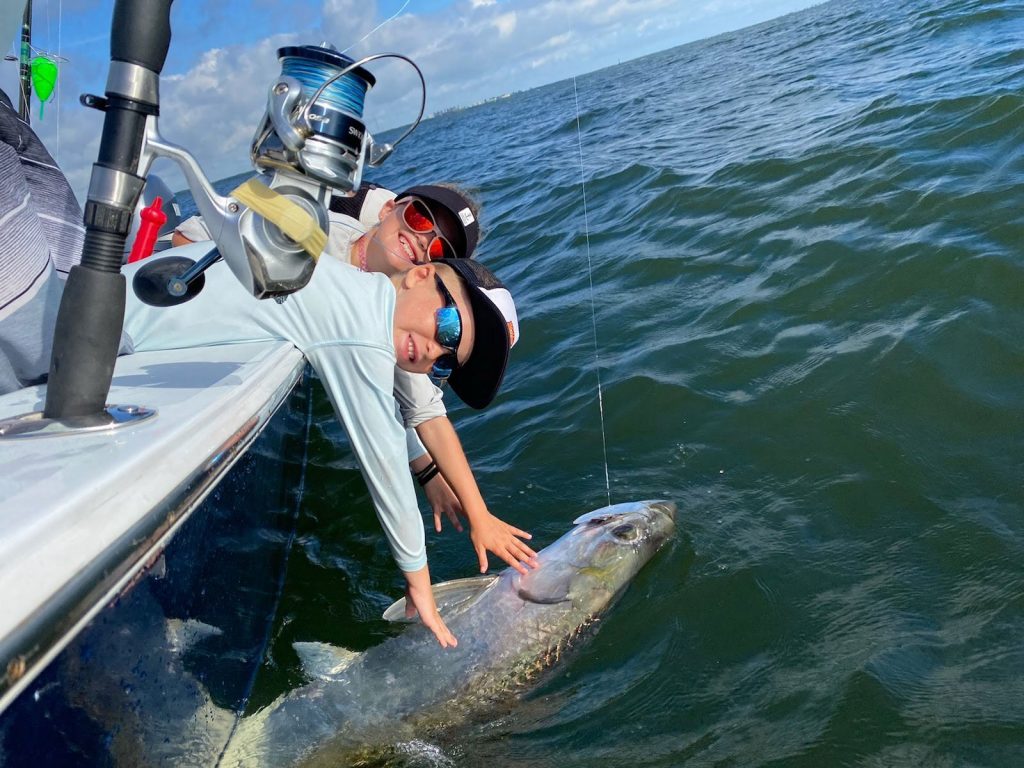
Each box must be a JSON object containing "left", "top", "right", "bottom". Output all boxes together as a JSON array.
[
  {"left": 393, "top": 368, "right": 447, "bottom": 427},
  {"left": 325, "top": 213, "right": 366, "bottom": 263},
  {"left": 360, "top": 187, "right": 397, "bottom": 227},
  {"left": 305, "top": 344, "right": 427, "bottom": 572},
  {"left": 122, "top": 253, "right": 428, "bottom": 573}
]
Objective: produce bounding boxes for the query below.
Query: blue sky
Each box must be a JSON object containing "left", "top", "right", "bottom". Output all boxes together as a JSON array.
[{"left": 2, "top": 0, "right": 823, "bottom": 200}]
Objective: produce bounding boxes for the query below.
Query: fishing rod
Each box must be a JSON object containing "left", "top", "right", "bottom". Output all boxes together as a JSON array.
[
  {"left": 17, "top": 0, "right": 31, "bottom": 121},
  {"left": 43, "top": 0, "right": 173, "bottom": 421}
]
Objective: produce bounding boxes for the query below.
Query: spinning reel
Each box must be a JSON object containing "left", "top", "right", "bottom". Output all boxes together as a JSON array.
[{"left": 132, "top": 43, "right": 425, "bottom": 305}]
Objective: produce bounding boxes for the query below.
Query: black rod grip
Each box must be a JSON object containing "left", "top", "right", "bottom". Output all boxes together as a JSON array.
[
  {"left": 43, "top": 265, "right": 126, "bottom": 419},
  {"left": 43, "top": 0, "right": 173, "bottom": 419},
  {"left": 111, "top": 0, "right": 172, "bottom": 74}
]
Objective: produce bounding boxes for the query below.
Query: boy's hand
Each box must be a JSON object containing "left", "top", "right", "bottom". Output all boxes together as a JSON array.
[
  {"left": 404, "top": 567, "right": 458, "bottom": 649},
  {"left": 424, "top": 474, "right": 464, "bottom": 533},
  {"left": 470, "top": 512, "right": 538, "bottom": 575}
]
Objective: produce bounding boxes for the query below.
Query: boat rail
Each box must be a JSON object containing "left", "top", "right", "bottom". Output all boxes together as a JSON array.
[{"left": 0, "top": 340, "right": 304, "bottom": 714}]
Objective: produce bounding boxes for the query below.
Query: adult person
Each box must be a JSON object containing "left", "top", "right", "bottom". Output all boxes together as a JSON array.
[
  {"left": 0, "top": 87, "right": 85, "bottom": 395},
  {"left": 121, "top": 249, "right": 525, "bottom": 647},
  {"left": 171, "top": 182, "right": 537, "bottom": 576}
]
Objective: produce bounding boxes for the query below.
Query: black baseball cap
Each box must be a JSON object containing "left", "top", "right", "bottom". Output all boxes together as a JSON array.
[{"left": 436, "top": 258, "right": 519, "bottom": 409}]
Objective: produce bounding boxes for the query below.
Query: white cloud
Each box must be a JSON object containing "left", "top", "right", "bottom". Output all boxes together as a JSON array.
[
  {"left": 492, "top": 12, "right": 517, "bottom": 38},
  {"left": 320, "top": 0, "right": 381, "bottom": 50},
  {"left": 541, "top": 32, "right": 573, "bottom": 50},
  {"left": 35, "top": 0, "right": 819, "bottom": 201}
]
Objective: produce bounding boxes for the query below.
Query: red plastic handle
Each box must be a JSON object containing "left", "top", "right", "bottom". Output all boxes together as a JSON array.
[{"left": 127, "top": 195, "right": 168, "bottom": 263}]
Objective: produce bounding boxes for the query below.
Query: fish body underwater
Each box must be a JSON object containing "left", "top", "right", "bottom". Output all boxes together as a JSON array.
[{"left": 222, "top": 499, "right": 677, "bottom": 766}]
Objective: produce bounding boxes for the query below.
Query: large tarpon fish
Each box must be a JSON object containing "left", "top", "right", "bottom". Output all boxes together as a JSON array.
[{"left": 220, "top": 499, "right": 677, "bottom": 766}]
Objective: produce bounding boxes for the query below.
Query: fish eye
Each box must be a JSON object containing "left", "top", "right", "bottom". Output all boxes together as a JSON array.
[
  {"left": 611, "top": 523, "right": 637, "bottom": 540},
  {"left": 587, "top": 517, "right": 609, "bottom": 526}
]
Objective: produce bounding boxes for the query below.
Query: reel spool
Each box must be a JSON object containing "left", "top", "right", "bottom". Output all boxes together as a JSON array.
[{"left": 252, "top": 44, "right": 377, "bottom": 193}]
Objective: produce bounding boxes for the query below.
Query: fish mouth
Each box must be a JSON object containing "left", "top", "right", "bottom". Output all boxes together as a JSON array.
[
  {"left": 642, "top": 500, "right": 677, "bottom": 549},
  {"left": 647, "top": 500, "right": 677, "bottom": 528},
  {"left": 570, "top": 500, "right": 677, "bottom": 554}
]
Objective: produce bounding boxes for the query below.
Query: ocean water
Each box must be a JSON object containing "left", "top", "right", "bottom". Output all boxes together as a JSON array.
[
  {"left": 9, "top": 0, "right": 1023, "bottom": 764},
  {"left": 321, "top": 0, "right": 1022, "bottom": 764}
]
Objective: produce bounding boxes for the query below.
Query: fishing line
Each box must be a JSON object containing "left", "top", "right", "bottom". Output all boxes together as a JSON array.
[
  {"left": 573, "top": 75, "right": 611, "bottom": 507},
  {"left": 338, "top": 0, "right": 412, "bottom": 56},
  {"left": 56, "top": 0, "right": 63, "bottom": 160},
  {"left": 281, "top": 56, "right": 371, "bottom": 116}
]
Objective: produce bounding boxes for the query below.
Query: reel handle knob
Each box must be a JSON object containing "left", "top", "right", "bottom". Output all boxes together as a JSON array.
[
  {"left": 127, "top": 196, "right": 168, "bottom": 263},
  {"left": 131, "top": 246, "right": 220, "bottom": 307}
]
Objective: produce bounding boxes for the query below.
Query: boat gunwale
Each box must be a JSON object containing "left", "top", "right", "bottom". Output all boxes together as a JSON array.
[{"left": 0, "top": 344, "right": 306, "bottom": 714}]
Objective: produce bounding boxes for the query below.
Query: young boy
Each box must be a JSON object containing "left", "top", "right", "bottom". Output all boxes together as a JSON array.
[{"left": 121, "top": 249, "right": 520, "bottom": 648}]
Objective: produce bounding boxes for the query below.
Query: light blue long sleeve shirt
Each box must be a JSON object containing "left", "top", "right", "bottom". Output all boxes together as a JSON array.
[{"left": 122, "top": 244, "right": 427, "bottom": 572}]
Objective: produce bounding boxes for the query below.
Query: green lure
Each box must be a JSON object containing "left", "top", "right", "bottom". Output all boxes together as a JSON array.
[{"left": 30, "top": 56, "right": 58, "bottom": 119}]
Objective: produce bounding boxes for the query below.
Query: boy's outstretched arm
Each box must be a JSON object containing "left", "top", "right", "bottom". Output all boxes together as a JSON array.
[
  {"left": 415, "top": 416, "right": 538, "bottom": 574},
  {"left": 305, "top": 348, "right": 457, "bottom": 649}
]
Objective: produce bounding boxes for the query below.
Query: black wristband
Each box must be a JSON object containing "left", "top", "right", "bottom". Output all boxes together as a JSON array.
[
  {"left": 413, "top": 460, "right": 436, "bottom": 482},
  {"left": 414, "top": 460, "right": 440, "bottom": 487}
]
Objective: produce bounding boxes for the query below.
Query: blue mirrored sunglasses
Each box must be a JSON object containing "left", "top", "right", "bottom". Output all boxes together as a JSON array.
[{"left": 431, "top": 275, "right": 462, "bottom": 383}]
